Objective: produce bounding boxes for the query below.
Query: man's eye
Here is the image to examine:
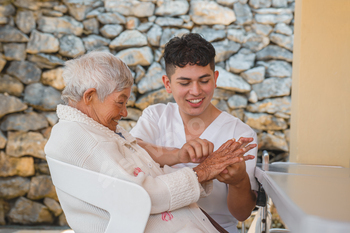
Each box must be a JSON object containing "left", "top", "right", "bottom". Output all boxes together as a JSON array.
[
  {"left": 179, "top": 83, "right": 189, "bottom": 86},
  {"left": 201, "top": 80, "right": 209, "bottom": 84}
]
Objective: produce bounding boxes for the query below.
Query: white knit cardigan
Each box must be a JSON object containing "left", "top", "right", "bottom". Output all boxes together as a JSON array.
[{"left": 45, "top": 105, "right": 218, "bottom": 233}]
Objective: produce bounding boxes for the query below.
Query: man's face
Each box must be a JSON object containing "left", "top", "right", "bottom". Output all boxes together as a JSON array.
[{"left": 162, "top": 64, "right": 218, "bottom": 118}]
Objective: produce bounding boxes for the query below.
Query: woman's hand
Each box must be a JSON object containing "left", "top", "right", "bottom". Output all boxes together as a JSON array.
[{"left": 193, "top": 138, "right": 256, "bottom": 183}]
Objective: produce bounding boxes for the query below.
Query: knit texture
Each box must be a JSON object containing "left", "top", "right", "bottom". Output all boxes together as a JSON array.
[
  {"left": 158, "top": 167, "right": 200, "bottom": 211},
  {"left": 45, "top": 104, "right": 218, "bottom": 233}
]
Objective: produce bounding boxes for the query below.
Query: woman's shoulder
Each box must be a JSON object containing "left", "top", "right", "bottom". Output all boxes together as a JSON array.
[
  {"left": 45, "top": 121, "right": 97, "bottom": 165},
  {"left": 51, "top": 120, "right": 115, "bottom": 144}
]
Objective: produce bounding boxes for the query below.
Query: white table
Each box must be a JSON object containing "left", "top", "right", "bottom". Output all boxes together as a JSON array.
[{"left": 255, "top": 163, "right": 350, "bottom": 233}]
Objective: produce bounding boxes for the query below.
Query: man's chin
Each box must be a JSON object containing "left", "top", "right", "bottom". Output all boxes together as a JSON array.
[{"left": 185, "top": 108, "right": 205, "bottom": 117}]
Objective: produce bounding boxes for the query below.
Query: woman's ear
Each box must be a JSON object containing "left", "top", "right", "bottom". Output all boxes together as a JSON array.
[
  {"left": 82, "top": 88, "right": 97, "bottom": 105},
  {"left": 162, "top": 75, "right": 172, "bottom": 93}
]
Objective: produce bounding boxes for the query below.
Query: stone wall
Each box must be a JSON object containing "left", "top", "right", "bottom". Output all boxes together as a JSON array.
[{"left": 0, "top": 0, "right": 294, "bottom": 226}]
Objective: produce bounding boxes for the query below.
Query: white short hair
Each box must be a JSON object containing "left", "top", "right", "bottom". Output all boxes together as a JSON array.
[{"left": 61, "top": 51, "right": 134, "bottom": 104}]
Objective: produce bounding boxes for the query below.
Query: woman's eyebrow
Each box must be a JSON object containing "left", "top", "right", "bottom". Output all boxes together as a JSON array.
[{"left": 118, "top": 94, "right": 128, "bottom": 100}]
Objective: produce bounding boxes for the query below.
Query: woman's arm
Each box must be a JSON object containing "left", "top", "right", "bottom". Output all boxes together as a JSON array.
[
  {"left": 88, "top": 140, "right": 204, "bottom": 214},
  {"left": 90, "top": 138, "right": 255, "bottom": 215}
]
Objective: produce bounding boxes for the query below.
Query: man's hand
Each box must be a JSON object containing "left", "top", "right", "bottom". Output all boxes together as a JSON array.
[
  {"left": 213, "top": 138, "right": 257, "bottom": 221},
  {"left": 216, "top": 162, "right": 250, "bottom": 186},
  {"left": 178, "top": 138, "right": 214, "bottom": 163},
  {"left": 216, "top": 137, "right": 255, "bottom": 186},
  {"left": 136, "top": 138, "right": 214, "bottom": 167}
]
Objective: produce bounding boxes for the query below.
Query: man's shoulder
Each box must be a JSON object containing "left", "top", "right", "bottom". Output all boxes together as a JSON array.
[
  {"left": 219, "top": 111, "right": 256, "bottom": 136},
  {"left": 143, "top": 102, "right": 178, "bottom": 117},
  {"left": 219, "top": 111, "right": 241, "bottom": 124}
]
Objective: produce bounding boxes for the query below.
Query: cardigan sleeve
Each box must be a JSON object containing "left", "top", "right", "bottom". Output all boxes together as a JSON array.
[
  {"left": 145, "top": 167, "right": 201, "bottom": 213},
  {"left": 163, "top": 165, "right": 213, "bottom": 199},
  {"left": 83, "top": 141, "right": 202, "bottom": 214}
]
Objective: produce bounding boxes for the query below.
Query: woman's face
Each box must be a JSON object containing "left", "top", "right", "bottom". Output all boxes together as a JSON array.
[{"left": 89, "top": 88, "right": 131, "bottom": 131}]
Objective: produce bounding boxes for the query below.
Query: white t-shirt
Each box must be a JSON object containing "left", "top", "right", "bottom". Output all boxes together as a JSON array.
[{"left": 130, "top": 103, "right": 258, "bottom": 233}]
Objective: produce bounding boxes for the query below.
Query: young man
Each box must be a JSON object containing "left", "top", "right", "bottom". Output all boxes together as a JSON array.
[{"left": 130, "top": 33, "right": 258, "bottom": 233}]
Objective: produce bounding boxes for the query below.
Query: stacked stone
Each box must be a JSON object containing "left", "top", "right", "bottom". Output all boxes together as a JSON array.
[{"left": 0, "top": 0, "right": 294, "bottom": 226}]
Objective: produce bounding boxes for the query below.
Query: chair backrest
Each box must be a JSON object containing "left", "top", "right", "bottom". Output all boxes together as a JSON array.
[{"left": 46, "top": 156, "right": 151, "bottom": 233}]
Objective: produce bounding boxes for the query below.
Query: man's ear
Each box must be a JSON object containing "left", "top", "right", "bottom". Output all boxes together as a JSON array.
[
  {"left": 82, "top": 88, "right": 97, "bottom": 105},
  {"left": 214, "top": 70, "right": 219, "bottom": 88},
  {"left": 162, "top": 75, "right": 172, "bottom": 93}
]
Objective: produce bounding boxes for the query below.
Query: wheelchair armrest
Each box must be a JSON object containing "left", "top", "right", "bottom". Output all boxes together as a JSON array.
[{"left": 255, "top": 178, "right": 267, "bottom": 207}]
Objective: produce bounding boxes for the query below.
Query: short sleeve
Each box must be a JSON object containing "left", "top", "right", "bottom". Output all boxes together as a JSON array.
[{"left": 130, "top": 106, "right": 161, "bottom": 144}]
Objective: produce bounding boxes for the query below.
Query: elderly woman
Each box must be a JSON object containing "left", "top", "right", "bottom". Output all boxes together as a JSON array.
[{"left": 45, "top": 51, "right": 256, "bottom": 233}]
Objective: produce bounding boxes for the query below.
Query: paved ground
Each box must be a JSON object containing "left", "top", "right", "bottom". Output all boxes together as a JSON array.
[{"left": 0, "top": 226, "right": 72, "bottom": 233}]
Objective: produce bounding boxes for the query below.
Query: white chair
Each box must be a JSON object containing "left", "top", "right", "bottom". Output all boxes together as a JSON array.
[{"left": 46, "top": 156, "right": 151, "bottom": 233}]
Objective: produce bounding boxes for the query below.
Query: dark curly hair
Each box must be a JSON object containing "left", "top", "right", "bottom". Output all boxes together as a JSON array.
[{"left": 163, "top": 33, "right": 216, "bottom": 78}]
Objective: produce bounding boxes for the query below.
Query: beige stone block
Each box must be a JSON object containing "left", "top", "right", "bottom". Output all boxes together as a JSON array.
[
  {"left": 0, "top": 152, "right": 35, "bottom": 177},
  {"left": 27, "top": 175, "right": 58, "bottom": 201},
  {"left": 6, "top": 131, "right": 47, "bottom": 159}
]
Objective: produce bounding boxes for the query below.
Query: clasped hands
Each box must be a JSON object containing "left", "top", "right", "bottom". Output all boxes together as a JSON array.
[{"left": 179, "top": 138, "right": 256, "bottom": 185}]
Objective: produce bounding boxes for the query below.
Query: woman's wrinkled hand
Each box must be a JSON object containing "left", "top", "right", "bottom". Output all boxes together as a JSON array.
[{"left": 193, "top": 138, "right": 256, "bottom": 183}]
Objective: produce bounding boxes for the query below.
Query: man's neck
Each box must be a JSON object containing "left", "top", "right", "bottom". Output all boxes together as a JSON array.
[{"left": 180, "top": 104, "right": 222, "bottom": 141}]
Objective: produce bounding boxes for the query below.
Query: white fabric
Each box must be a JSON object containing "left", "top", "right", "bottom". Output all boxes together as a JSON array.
[
  {"left": 130, "top": 103, "right": 259, "bottom": 233},
  {"left": 45, "top": 104, "right": 218, "bottom": 233}
]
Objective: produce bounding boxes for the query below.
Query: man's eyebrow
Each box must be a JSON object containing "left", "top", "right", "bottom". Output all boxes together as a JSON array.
[{"left": 176, "top": 74, "right": 211, "bottom": 80}]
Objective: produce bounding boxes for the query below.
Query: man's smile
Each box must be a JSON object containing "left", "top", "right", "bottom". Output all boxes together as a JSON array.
[{"left": 187, "top": 98, "right": 204, "bottom": 104}]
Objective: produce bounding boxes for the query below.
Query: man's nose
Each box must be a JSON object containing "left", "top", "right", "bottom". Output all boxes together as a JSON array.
[{"left": 189, "top": 82, "right": 201, "bottom": 95}]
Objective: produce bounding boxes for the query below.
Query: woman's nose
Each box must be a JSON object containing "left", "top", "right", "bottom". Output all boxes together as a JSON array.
[{"left": 121, "top": 105, "right": 128, "bottom": 117}]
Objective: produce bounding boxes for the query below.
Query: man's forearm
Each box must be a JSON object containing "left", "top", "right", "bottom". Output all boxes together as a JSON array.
[
  {"left": 136, "top": 139, "right": 180, "bottom": 166},
  {"left": 227, "top": 175, "right": 257, "bottom": 221}
]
